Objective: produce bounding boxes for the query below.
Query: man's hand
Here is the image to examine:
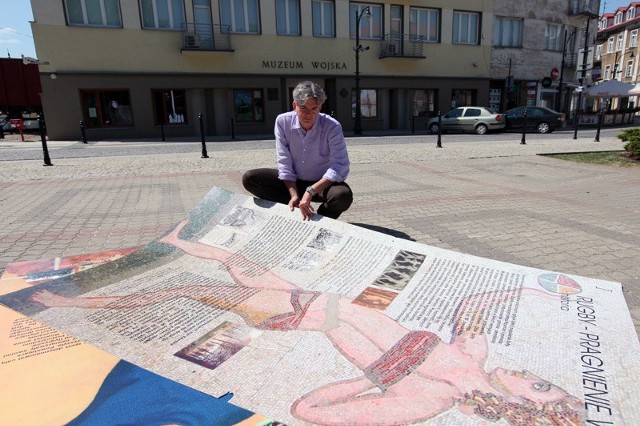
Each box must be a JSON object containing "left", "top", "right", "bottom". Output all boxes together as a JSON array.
[{"left": 295, "top": 193, "right": 315, "bottom": 220}]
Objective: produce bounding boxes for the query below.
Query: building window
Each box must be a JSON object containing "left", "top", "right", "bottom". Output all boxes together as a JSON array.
[
  {"left": 152, "top": 89, "right": 187, "bottom": 125},
  {"left": 409, "top": 7, "right": 439, "bottom": 42},
  {"left": 276, "top": 0, "right": 300, "bottom": 35},
  {"left": 312, "top": 0, "right": 334, "bottom": 37},
  {"left": 595, "top": 44, "right": 602, "bottom": 60},
  {"left": 234, "top": 89, "right": 263, "bottom": 122},
  {"left": 351, "top": 89, "right": 377, "bottom": 118},
  {"left": 220, "top": 0, "right": 260, "bottom": 33},
  {"left": 65, "top": 0, "right": 122, "bottom": 27},
  {"left": 614, "top": 11, "right": 623, "bottom": 25},
  {"left": 350, "top": 3, "right": 383, "bottom": 40},
  {"left": 451, "top": 89, "right": 475, "bottom": 107},
  {"left": 604, "top": 64, "right": 611, "bottom": 80},
  {"left": 616, "top": 34, "right": 624, "bottom": 50},
  {"left": 626, "top": 60, "right": 634, "bottom": 77},
  {"left": 140, "top": 0, "right": 185, "bottom": 29},
  {"left": 631, "top": 30, "right": 638, "bottom": 47},
  {"left": 544, "top": 23, "right": 562, "bottom": 51},
  {"left": 412, "top": 90, "right": 436, "bottom": 118},
  {"left": 80, "top": 89, "right": 133, "bottom": 128},
  {"left": 628, "top": 6, "right": 636, "bottom": 20},
  {"left": 599, "top": 17, "right": 607, "bottom": 30},
  {"left": 608, "top": 37, "right": 614, "bottom": 52},
  {"left": 493, "top": 17, "right": 522, "bottom": 47},
  {"left": 452, "top": 11, "right": 479, "bottom": 45}
]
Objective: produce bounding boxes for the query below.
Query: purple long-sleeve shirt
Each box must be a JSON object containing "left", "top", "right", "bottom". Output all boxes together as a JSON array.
[{"left": 274, "top": 111, "right": 350, "bottom": 182}]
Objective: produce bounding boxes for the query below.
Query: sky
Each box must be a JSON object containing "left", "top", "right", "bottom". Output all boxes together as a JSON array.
[{"left": 0, "top": 0, "right": 636, "bottom": 60}]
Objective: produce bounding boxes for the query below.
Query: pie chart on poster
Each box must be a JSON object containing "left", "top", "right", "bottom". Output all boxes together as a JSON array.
[{"left": 538, "top": 273, "right": 582, "bottom": 294}]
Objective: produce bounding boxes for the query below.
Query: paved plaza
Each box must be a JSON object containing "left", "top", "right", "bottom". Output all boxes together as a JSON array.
[{"left": 1, "top": 131, "right": 638, "bottom": 338}]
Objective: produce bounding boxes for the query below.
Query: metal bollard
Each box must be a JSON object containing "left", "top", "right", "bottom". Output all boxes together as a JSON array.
[
  {"left": 594, "top": 108, "right": 603, "bottom": 142},
  {"left": 160, "top": 120, "right": 166, "bottom": 142},
  {"left": 39, "top": 115, "right": 53, "bottom": 166},
  {"left": 436, "top": 112, "right": 442, "bottom": 148},
  {"left": 80, "top": 120, "right": 87, "bottom": 143},
  {"left": 520, "top": 109, "right": 527, "bottom": 145},
  {"left": 199, "top": 113, "right": 209, "bottom": 158},
  {"left": 231, "top": 118, "right": 236, "bottom": 140}
]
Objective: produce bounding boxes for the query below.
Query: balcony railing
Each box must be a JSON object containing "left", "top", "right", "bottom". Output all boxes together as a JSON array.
[
  {"left": 181, "top": 23, "right": 233, "bottom": 51},
  {"left": 570, "top": 0, "right": 599, "bottom": 17},
  {"left": 378, "top": 34, "right": 426, "bottom": 58}
]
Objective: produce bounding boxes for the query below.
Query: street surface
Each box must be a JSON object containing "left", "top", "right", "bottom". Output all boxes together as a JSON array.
[{"left": 1, "top": 126, "right": 639, "bottom": 338}]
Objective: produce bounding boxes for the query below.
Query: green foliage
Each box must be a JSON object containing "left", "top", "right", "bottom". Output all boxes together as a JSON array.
[
  {"left": 624, "top": 139, "right": 640, "bottom": 158},
  {"left": 617, "top": 128, "right": 640, "bottom": 158},
  {"left": 616, "top": 128, "right": 640, "bottom": 141}
]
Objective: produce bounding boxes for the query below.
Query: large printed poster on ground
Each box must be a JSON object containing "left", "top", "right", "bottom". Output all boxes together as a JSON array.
[{"left": 1, "top": 187, "right": 639, "bottom": 425}]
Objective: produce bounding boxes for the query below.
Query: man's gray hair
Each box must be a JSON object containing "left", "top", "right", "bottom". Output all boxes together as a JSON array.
[{"left": 293, "top": 81, "right": 327, "bottom": 105}]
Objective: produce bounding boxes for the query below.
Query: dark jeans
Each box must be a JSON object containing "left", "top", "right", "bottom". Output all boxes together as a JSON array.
[{"left": 242, "top": 168, "right": 353, "bottom": 219}]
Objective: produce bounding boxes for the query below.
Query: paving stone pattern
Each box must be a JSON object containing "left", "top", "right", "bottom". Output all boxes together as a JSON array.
[{"left": 0, "top": 135, "right": 638, "bottom": 338}]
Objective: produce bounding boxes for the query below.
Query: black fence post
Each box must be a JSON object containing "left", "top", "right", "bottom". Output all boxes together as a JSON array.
[
  {"left": 411, "top": 116, "right": 415, "bottom": 134},
  {"left": 520, "top": 109, "right": 527, "bottom": 145},
  {"left": 160, "top": 120, "right": 166, "bottom": 142},
  {"left": 199, "top": 113, "right": 209, "bottom": 158},
  {"left": 39, "top": 115, "right": 53, "bottom": 166},
  {"left": 436, "top": 111, "right": 442, "bottom": 148},
  {"left": 231, "top": 118, "right": 236, "bottom": 140},
  {"left": 80, "top": 120, "right": 87, "bottom": 144}
]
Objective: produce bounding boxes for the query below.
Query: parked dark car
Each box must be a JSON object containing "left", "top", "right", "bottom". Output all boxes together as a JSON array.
[
  {"left": 503, "top": 106, "right": 565, "bottom": 133},
  {"left": 427, "top": 106, "right": 505, "bottom": 135}
]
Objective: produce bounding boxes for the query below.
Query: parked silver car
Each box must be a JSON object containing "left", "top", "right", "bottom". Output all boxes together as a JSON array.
[{"left": 427, "top": 106, "right": 505, "bottom": 135}]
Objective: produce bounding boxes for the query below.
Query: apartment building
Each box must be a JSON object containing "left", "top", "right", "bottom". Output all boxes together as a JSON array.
[
  {"left": 30, "top": 1, "right": 596, "bottom": 140},
  {"left": 595, "top": 2, "right": 640, "bottom": 109},
  {"left": 489, "top": 0, "right": 599, "bottom": 115}
]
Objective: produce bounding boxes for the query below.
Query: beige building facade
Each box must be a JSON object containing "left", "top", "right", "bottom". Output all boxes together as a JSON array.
[
  {"left": 30, "top": 0, "right": 495, "bottom": 140},
  {"left": 30, "top": 0, "right": 596, "bottom": 140}
]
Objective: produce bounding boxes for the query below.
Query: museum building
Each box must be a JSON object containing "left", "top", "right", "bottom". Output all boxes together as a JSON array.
[{"left": 29, "top": 0, "right": 597, "bottom": 140}]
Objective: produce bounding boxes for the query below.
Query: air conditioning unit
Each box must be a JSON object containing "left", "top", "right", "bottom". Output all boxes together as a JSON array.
[{"left": 184, "top": 34, "right": 200, "bottom": 48}]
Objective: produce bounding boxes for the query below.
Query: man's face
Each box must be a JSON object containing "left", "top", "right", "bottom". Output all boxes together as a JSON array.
[{"left": 293, "top": 97, "right": 322, "bottom": 131}]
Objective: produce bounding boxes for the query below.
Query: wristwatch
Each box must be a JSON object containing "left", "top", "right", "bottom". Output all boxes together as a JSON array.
[{"left": 306, "top": 186, "right": 317, "bottom": 196}]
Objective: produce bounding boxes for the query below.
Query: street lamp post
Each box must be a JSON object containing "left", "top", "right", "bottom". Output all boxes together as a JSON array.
[
  {"left": 574, "top": 16, "right": 593, "bottom": 140},
  {"left": 353, "top": 6, "right": 370, "bottom": 135}
]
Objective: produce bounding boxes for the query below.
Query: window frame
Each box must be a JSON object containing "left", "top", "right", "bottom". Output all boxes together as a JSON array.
[
  {"left": 312, "top": 0, "right": 335, "bottom": 37},
  {"left": 219, "top": 0, "right": 260, "bottom": 34},
  {"left": 452, "top": 10, "right": 480, "bottom": 45},
  {"left": 631, "top": 29, "right": 638, "bottom": 47},
  {"left": 544, "top": 23, "right": 562, "bottom": 51},
  {"left": 80, "top": 89, "right": 134, "bottom": 128},
  {"left": 616, "top": 34, "right": 624, "bottom": 51},
  {"left": 349, "top": 3, "right": 384, "bottom": 40},
  {"left": 626, "top": 59, "right": 634, "bottom": 78},
  {"left": 493, "top": 16, "right": 523, "bottom": 48},
  {"left": 351, "top": 88, "right": 378, "bottom": 119},
  {"left": 614, "top": 11, "right": 623, "bottom": 25},
  {"left": 276, "top": 0, "right": 300, "bottom": 36},
  {"left": 64, "top": 0, "right": 122, "bottom": 27},
  {"left": 628, "top": 6, "right": 636, "bottom": 20},
  {"left": 140, "top": 0, "right": 186, "bottom": 30},
  {"left": 151, "top": 89, "right": 188, "bottom": 125},
  {"left": 409, "top": 6, "right": 440, "bottom": 43},
  {"left": 233, "top": 89, "right": 264, "bottom": 122}
]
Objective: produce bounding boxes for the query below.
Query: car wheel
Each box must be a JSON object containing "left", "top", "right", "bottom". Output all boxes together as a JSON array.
[
  {"left": 429, "top": 123, "right": 440, "bottom": 134},
  {"left": 475, "top": 124, "right": 488, "bottom": 135},
  {"left": 537, "top": 122, "right": 550, "bottom": 133}
]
